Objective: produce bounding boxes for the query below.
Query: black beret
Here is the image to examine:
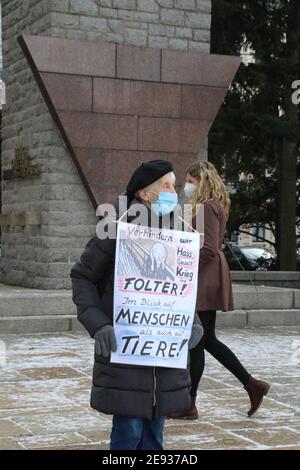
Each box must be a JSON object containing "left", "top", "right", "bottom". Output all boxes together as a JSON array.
[{"left": 126, "top": 160, "right": 174, "bottom": 198}]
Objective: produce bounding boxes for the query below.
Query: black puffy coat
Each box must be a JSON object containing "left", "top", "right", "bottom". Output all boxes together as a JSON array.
[{"left": 70, "top": 197, "right": 195, "bottom": 420}]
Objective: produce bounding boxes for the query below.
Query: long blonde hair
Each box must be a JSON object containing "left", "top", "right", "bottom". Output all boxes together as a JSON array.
[{"left": 186, "top": 161, "right": 231, "bottom": 220}]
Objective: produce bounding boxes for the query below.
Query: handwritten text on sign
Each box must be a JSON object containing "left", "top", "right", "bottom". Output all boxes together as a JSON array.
[{"left": 110, "top": 222, "right": 200, "bottom": 369}]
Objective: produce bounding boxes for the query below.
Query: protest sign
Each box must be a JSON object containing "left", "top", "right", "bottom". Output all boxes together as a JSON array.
[{"left": 110, "top": 222, "right": 200, "bottom": 369}]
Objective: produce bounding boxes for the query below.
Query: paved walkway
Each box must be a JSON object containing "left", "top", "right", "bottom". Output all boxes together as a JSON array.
[{"left": 0, "top": 327, "right": 300, "bottom": 450}]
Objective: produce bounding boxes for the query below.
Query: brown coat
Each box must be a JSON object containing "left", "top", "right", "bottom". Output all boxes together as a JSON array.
[{"left": 195, "top": 199, "right": 234, "bottom": 312}]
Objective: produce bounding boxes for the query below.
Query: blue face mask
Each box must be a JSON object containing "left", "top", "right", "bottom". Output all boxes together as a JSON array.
[{"left": 151, "top": 192, "right": 178, "bottom": 216}]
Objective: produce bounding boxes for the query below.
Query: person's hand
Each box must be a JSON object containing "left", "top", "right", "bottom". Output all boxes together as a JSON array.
[
  {"left": 188, "top": 324, "right": 204, "bottom": 350},
  {"left": 94, "top": 325, "right": 117, "bottom": 357}
]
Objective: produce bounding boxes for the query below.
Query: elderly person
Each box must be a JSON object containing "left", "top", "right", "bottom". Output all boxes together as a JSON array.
[{"left": 70, "top": 160, "right": 203, "bottom": 451}]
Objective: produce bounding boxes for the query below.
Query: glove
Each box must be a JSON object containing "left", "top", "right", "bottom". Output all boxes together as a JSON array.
[
  {"left": 188, "top": 313, "right": 204, "bottom": 350},
  {"left": 94, "top": 325, "right": 117, "bottom": 358}
]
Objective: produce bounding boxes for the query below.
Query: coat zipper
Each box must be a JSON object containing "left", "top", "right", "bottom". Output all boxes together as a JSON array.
[{"left": 153, "top": 366, "right": 157, "bottom": 407}]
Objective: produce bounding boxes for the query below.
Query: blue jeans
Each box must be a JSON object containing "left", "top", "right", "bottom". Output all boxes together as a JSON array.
[{"left": 110, "top": 415, "right": 165, "bottom": 450}]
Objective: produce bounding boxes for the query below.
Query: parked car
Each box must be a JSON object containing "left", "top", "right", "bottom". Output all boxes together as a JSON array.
[{"left": 223, "top": 244, "right": 275, "bottom": 271}]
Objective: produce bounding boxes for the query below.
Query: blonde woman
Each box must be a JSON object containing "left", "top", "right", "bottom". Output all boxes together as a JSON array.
[{"left": 168, "top": 161, "right": 270, "bottom": 420}]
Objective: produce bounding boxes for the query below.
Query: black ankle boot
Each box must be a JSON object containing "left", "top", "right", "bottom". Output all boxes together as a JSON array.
[{"left": 166, "top": 396, "right": 198, "bottom": 420}]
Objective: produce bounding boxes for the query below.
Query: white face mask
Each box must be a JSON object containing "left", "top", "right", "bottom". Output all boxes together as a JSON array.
[{"left": 184, "top": 182, "right": 197, "bottom": 199}]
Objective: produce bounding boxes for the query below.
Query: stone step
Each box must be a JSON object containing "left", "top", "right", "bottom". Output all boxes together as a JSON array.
[
  {"left": 231, "top": 270, "right": 300, "bottom": 289},
  {"left": 1, "top": 282, "right": 300, "bottom": 334},
  {"left": 1, "top": 309, "right": 300, "bottom": 334},
  {"left": 0, "top": 283, "right": 76, "bottom": 317},
  {"left": 232, "top": 284, "right": 298, "bottom": 310},
  {"left": 0, "top": 283, "right": 299, "bottom": 318},
  {"left": 216, "top": 309, "right": 300, "bottom": 328},
  {"left": 0, "top": 295, "right": 75, "bottom": 317},
  {"left": 0, "top": 315, "right": 84, "bottom": 335}
]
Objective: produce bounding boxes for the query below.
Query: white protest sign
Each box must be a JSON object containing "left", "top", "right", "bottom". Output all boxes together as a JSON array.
[{"left": 110, "top": 222, "right": 200, "bottom": 369}]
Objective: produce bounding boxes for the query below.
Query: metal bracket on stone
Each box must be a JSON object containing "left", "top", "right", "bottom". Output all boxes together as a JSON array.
[
  {"left": 3, "top": 147, "right": 41, "bottom": 181},
  {"left": 0, "top": 212, "right": 42, "bottom": 226}
]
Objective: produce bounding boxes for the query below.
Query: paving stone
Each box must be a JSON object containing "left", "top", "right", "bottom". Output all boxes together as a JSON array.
[
  {"left": 0, "top": 419, "right": 32, "bottom": 438},
  {"left": 235, "top": 427, "right": 300, "bottom": 447},
  {"left": 19, "top": 366, "right": 86, "bottom": 380},
  {"left": 0, "top": 405, "right": 84, "bottom": 419},
  {"left": 0, "top": 438, "right": 25, "bottom": 450},
  {"left": 18, "top": 431, "right": 89, "bottom": 449},
  {"left": 12, "top": 408, "right": 106, "bottom": 435},
  {"left": 165, "top": 431, "right": 252, "bottom": 450},
  {"left": 0, "top": 328, "right": 299, "bottom": 450},
  {"left": 77, "top": 429, "right": 111, "bottom": 442}
]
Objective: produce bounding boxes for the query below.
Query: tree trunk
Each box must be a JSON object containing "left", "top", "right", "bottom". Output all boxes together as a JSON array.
[{"left": 278, "top": 0, "right": 300, "bottom": 270}]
